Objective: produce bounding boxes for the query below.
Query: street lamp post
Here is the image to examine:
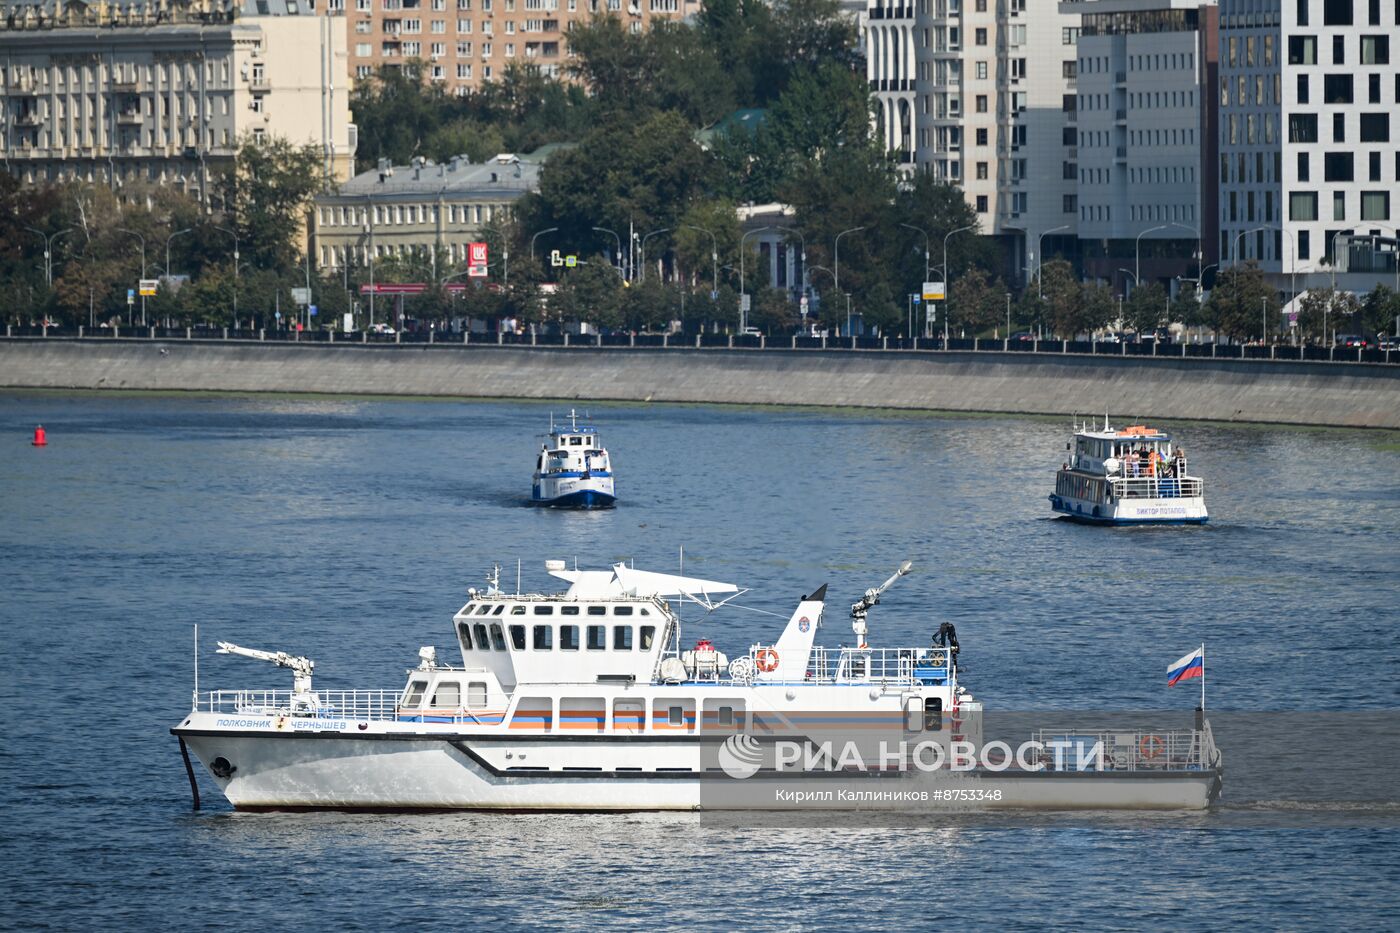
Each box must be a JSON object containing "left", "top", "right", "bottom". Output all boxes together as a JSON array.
[
  {"left": 117, "top": 227, "right": 147, "bottom": 325},
  {"left": 942, "top": 224, "right": 975, "bottom": 342},
  {"left": 776, "top": 225, "right": 808, "bottom": 309},
  {"left": 165, "top": 228, "right": 192, "bottom": 278},
  {"left": 834, "top": 226, "right": 866, "bottom": 336},
  {"left": 899, "top": 223, "right": 931, "bottom": 340},
  {"left": 1134, "top": 224, "right": 1170, "bottom": 291},
  {"left": 530, "top": 227, "right": 559, "bottom": 263},
  {"left": 739, "top": 226, "right": 771, "bottom": 332},
  {"left": 1036, "top": 224, "right": 1071, "bottom": 299},
  {"left": 1261, "top": 296, "right": 1268, "bottom": 344},
  {"left": 214, "top": 225, "right": 239, "bottom": 326},
  {"left": 25, "top": 226, "right": 73, "bottom": 287},
  {"left": 640, "top": 228, "right": 670, "bottom": 284},
  {"left": 592, "top": 226, "right": 624, "bottom": 280}
]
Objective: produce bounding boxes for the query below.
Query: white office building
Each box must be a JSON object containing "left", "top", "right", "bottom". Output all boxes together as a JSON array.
[
  {"left": 868, "top": 0, "right": 1084, "bottom": 281},
  {"left": 1219, "top": 0, "right": 1398, "bottom": 297}
]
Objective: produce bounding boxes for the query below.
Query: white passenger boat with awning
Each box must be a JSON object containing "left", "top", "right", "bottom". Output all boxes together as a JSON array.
[
  {"left": 173, "top": 560, "right": 1222, "bottom": 812},
  {"left": 1049, "top": 418, "right": 1208, "bottom": 525}
]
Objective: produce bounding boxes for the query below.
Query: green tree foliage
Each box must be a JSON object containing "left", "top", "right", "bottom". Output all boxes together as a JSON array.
[
  {"left": 949, "top": 266, "right": 1007, "bottom": 335},
  {"left": 1123, "top": 282, "right": 1169, "bottom": 336},
  {"left": 1035, "top": 260, "right": 1081, "bottom": 338},
  {"left": 216, "top": 135, "right": 325, "bottom": 270},
  {"left": 1296, "top": 286, "right": 1362, "bottom": 343},
  {"left": 1361, "top": 284, "right": 1400, "bottom": 338},
  {"left": 1203, "top": 263, "right": 1277, "bottom": 341}
]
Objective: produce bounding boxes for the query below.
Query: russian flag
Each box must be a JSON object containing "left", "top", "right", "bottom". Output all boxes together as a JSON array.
[{"left": 1167, "top": 647, "right": 1204, "bottom": 687}]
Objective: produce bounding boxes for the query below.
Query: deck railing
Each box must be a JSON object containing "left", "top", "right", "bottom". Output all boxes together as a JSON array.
[
  {"left": 1028, "top": 727, "right": 1218, "bottom": 771},
  {"left": 197, "top": 688, "right": 516, "bottom": 723},
  {"left": 731, "top": 646, "right": 954, "bottom": 685},
  {"left": 1110, "top": 475, "right": 1204, "bottom": 499}
]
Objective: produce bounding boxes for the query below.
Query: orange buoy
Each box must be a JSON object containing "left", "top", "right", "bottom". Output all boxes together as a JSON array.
[{"left": 32, "top": 425, "right": 46, "bottom": 447}]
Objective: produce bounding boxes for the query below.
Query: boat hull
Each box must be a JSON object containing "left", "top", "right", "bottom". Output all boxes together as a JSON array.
[
  {"left": 1048, "top": 493, "right": 1208, "bottom": 525},
  {"left": 176, "top": 730, "right": 1221, "bottom": 812},
  {"left": 532, "top": 473, "right": 615, "bottom": 508}
]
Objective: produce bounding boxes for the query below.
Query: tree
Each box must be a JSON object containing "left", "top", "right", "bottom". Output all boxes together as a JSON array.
[
  {"left": 1204, "top": 263, "right": 1277, "bottom": 341},
  {"left": 948, "top": 266, "right": 1005, "bottom": 335},
  {"left": 215, "top": 135, "right": 325, "bottom": 271},
  {"left": 1123, "top": 282, "right": 1169, "bottom": 336},
  {"left": 1037, "top": 260, "right": 1080, "bottom": 338},
  {"left": 1361, "top": 284, "right": 1400, "bottom": 338},
  {"left": 1077, "top": 282, "right": 1117, "bottom": 337}
]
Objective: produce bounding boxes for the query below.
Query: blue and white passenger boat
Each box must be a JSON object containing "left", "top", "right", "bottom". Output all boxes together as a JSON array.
[
  {"left": 531, "top": 410, "right": 615, "bottom": 508},
  {"left": 172, "top": 560, "right": 1222, "bottom": 812},
  {"left": 1050, "top": 418, "right": 1207, "bottom": 525}
]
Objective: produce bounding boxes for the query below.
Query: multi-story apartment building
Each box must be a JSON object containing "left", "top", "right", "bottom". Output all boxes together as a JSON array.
[
  {"left": 1219, "top": 0, "right": 1397, "bottom": 299},
  {"left": 310, "top": 149, "right": 544, "bottom": 271},
  {"left": 870, "top": 0, "right": 1083, "bottom": 283},
  {"left": 0, "top": 0, "right": 355, "bottom": 201},
  {"left": 1068, "top": 0, "right": 1220, "bottom": 293},
  {"left": 334, "top": 0, "right": 698, "bottom": 95}
]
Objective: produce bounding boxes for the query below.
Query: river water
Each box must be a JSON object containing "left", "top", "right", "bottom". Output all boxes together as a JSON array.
[{"left": 2, "top": 392, "right": 1398, "bottom": 930}]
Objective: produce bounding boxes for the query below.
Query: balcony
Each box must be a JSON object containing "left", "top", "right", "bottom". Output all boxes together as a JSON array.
[
  {"left": 12, "top": 111, "right": 41, "bottom": 127},
  {"left": 1115, "top": 145, "right": 1127, "bottom": 160},
  {"left": 1114, "top": 108, "right": 1127, "bottom": 122},
  {"left": 110, "top": 80, "right": 140, "bottom": 94},
  {"left": 249, "top": 76, "right": 271, "bottom": 91},
  {"left": 1114, "top": 71, "right": 1127, "bottom": 84},
  {"left": 116, "top": 111, "right": 143, "bottom": 125}
]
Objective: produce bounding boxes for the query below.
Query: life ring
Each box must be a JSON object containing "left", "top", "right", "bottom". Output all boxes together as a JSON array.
[
  {"left": 755, "top": 648, "right": 780, "bottom": 673},
  {"left": 1139, "top": 734, "right": 1166, "bottom": 760}
]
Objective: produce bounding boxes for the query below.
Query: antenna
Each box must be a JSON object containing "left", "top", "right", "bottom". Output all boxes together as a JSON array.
[
  {"left": 516, "top": 558, "right": 522, "bottom": 595},
  {"left": 192, "top": 622, "right": 199, "bottom": 710},
  {"left": 679, "top": 544, "right": 684, "bottom": 576}
]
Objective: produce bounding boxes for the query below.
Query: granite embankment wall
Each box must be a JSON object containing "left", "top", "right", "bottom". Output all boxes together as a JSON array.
[{"left": 2, "top": 339, "right": 1397, "bottom": 428}]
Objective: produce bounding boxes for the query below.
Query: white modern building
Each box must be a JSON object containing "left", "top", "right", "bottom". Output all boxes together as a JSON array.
[
  {"left": 1219, "top": 0, "right": 1398, "bottom": 298},
  {"left": 868, "top": 0, "right": 1084, "bottom": 283},
  {"left": 1067, "top": 0, "right": 1220, "bottom": 292},
  {"left": 0, "top": 0, "right": 356, "bottom": 201}
]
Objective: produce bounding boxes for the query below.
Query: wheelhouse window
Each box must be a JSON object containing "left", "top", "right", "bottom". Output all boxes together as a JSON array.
[
  {"left": 509, "top": 624, "right": 526, "bottom": 650},
  {"left": 431, "top": 681, "right": 460, "bottom": 708},
  {"left": 614, "top": 606, "right": 633, "bottom": 616},
  {"left": 613, "top": 625, "right": 633, "bottom": 650},
  {"left": 510, "top": 605, "right": 526, "bottom": 615},
  {"left": 561, "top": 605, "right": 580, "bottom": 616},
  {"left": 587, "top": 625, "right": 606, "bottom": 650},
  {"left": 533, "top": 625, "right": 553, "bottom": 649},
  {"left": 489, "top": 623, "right": 507, "bottom": 651},
  {"left": 401, "top": 679, "right": 427, "bottom": 707},
  {"left": 639, "top": 607, "right": 651, "bottom": 616},
  {"left": 472, "top": 603, "right": 492, "bottom": 615},
  {"left": 533, "top": 605, "right": 554, "bottom": 615},
  {"left": 640, "top": 625, "right": 656, "bottom": 649},
  {"left": 587, "top": 605, "right": 607, "bottom": 616},
  {"left": 458, "top": 622, "right": 472, "bottom": 649},
  {"left": 472, "top": 623, "right": 489, "bottom": 649},
  {"left": 491, "top": 604, "right": 506, "bottom": 615},
  {"left": 560, "top": 625, "right": 580, "bottom": 650}
]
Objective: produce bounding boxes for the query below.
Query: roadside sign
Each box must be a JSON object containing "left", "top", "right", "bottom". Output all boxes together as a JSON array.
[
  {"left": 127, "top": 289, "right": 135, "bottom": 306},
  {"left": 138, "top": 278, "right": 159, "bottom": 296},
  {"left": 342, "top": 312, "right": 354, "bottom": 332},
  {"left": 550, "top": 250, "right": 563, "bottom": 267},
  {"left": 275, "top": 311, "right": 282, "bottom": 322},
  {"left": 309, "top": 304, "right": 318, "bottom": 317},
  {"left": 710, "top": 290, "right": 719, "bottom": 301},
  {"left": 926, "top": 306, "right": 936, "bottom": 323},
  {"left": 291, "top": 287, "right": 311, "bottom": 305},
  {"left": 911, "top": 293, "right": 922, "bottom": 305},
  {"left": 740, "top": 293, "right": 751, "bottom": 312},
  {"left": 468, "top": 241, "right": 489, "bottom": 277},
  {"left": 799, "top": 295, "right": 809, "bottom": 312},
  {"left": 565, "top": 255, "right": 577, "bottom": 268},
  {"left": 922, "top": 281, "right": 945, "bottom": 301}
]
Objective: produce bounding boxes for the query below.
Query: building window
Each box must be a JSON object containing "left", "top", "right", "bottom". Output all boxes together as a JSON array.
[
  {"left": 1322, "top": 0, "right": 1352, "bottom": 25},
  {"left": 1334, "top": 191, "right": 1347, "bottom": 220},
  {"left": 1333, "top": 112, "right": 1345, "bottom": 142},
  {"left": 976, "top": 162, "right": 988, "bottom": 180},
  {"left": 1298, "top": 230, "right": 1310, "bottom": 260},
  {"left": 1288, "top": 35, "right": 1317, "bottom": 64},
  {"left": 1360, "top": 35, "right": 1390, "bottom": 64},
  {"left": 1288, "top": 113, "right": 1318, "bottom": 142},
  {"left": 1290, "top": 192, "right": 1318, "bottom": 221},
  {"left": 1298, "top": 152, "right": 1310, "bottom": 182},
  {"left": 1323, "top": 74, "right": 1353, "bottom": 103},
  {"left": 975, "top": 128, "right": 988, "bottom": 146},
  {"left": 1324, "top": 152, "right": 1354, "bottom": 181},
  {"left": 1361, "top": 191, "right": 1390, "bottom": 221},
  {"left": 975, "top": 61, "right": 987, "bottom": 80},
  {"left": 1063, "top": 195, "right": 1076, "bottom": 214},
  {"left": 976, "top": 195, "right": 988, "bottom": 212}
]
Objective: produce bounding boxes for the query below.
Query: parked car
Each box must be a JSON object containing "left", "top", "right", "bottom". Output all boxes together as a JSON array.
[
  {"left": 1336, "top": 334, "right": 1368, "bottom": 348},
  {"left": 1010, "top": 331, "right": 1036, "bottom": 341},
  {"left": 1378, "top": 337, "right": 1398, "bottom": 351},
  {"left": 739, "top": 327, "right": 763, "bottom": 337},
  {"left": 368, "top": 323, "right": 397, "bottom": 335}
]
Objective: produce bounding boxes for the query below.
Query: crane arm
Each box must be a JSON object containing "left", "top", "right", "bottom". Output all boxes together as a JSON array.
[{"left": 216, "top": 641, "right": 317, "bottom": 708}]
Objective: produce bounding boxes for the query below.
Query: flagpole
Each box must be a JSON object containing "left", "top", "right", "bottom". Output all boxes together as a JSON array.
[{"left": 1200, "top": 642, "right": 1206, "bottom": 711}]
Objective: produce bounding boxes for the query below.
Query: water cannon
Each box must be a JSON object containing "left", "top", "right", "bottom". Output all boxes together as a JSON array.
[
  {"left": 851, "top": 560, "right": 913, "bottom": 648},
  {"left": 216, "top": 641, "right": 318, "bottom": 713}
]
